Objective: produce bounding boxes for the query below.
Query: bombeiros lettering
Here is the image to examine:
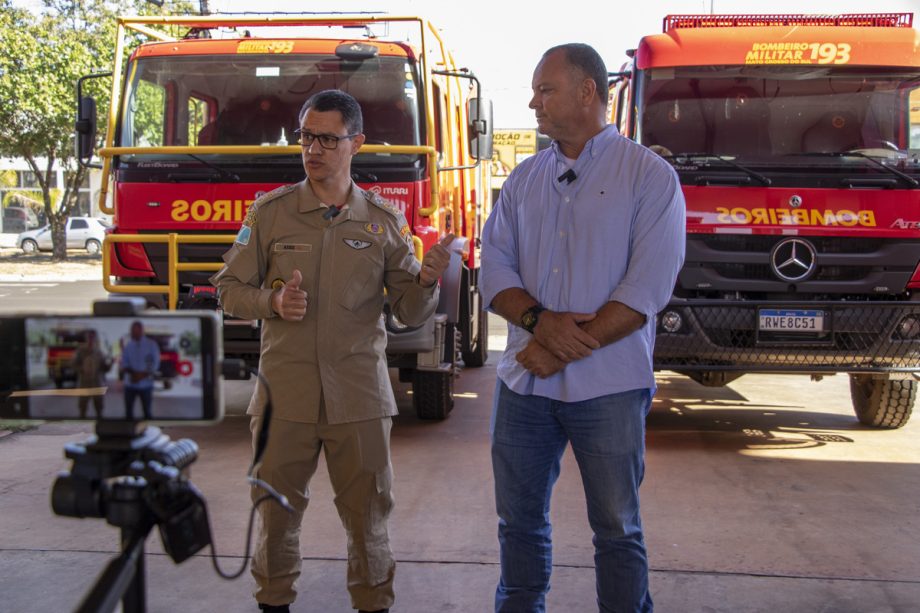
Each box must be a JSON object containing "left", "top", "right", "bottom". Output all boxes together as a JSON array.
[
  {"left": 745, "top": 42, "right": 851, "bottom": 65},
  {"left": 714, "top": 206, "right": 876, "bottom": 227},
  {"left": 171, "top": 199, "right": 255, "bottom": 222}
]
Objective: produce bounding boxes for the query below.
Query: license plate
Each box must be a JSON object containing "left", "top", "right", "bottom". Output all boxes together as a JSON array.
[{"left": 758, "top": 309, "right": 824, "bottom": 332}]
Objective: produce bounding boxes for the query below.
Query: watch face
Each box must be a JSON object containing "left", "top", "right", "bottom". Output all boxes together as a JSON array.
[{"left": 522, "top": 312, "right": 536, "bottom": 328}]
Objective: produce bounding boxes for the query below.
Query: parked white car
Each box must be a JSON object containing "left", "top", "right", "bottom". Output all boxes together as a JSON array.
[{"left": 18, "top": 217, "right": 110, "bottom": 255}]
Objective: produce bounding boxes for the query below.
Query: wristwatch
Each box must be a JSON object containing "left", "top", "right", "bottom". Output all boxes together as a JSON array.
[{"left": 521, "top": 304, "right": 546, "bottom": 334}]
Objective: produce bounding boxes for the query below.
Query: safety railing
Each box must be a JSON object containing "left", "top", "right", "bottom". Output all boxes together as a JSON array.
[
  {"left": 103, "top": 233, "right": 236, "bottom": 310},
  {"left": 104, "top": 231, "right": 427, "bottom": 311}
]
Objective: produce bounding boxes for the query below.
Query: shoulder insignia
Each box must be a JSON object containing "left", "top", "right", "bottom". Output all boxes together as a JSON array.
[
  {"left": 365, "top": 223, "right": 385, "bottom": 235},
  {"left": 399, "top": 224, "right": 411, "bottom": 239},
  {"left": 365, "top": 191, "right": 403, "bottom": 217},
  {"left": 243, "top": 184, "right": 298, "bottom": 227}
]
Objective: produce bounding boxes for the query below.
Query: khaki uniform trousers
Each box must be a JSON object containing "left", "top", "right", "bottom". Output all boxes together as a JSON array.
[{"left": 250, "top": 404, "right": 395, "bottom": 610}]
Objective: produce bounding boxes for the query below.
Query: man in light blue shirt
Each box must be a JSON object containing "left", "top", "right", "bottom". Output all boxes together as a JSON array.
[
  {"left": 119, "top": 320, "right": 160, "bottom": 420},
  {"left": 481, "top": 43, "right": 685, "bottom": 612}
]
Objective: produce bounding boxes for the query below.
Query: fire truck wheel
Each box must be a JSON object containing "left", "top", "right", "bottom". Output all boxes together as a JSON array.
[
  {"left": 412, "top": 370, "right": 454, "bottom": 420},
  {"left": 460, "top": 275, "right": 488, "bottom": 368},
  {"left": 460, "top": 305, "right": 488, "bottom": 368},
  {"left": 85, "top": 239, "right": 101, "bottom": 255},
  {"left": 849, "top": 374, "right": 915, "bottom": 429}
]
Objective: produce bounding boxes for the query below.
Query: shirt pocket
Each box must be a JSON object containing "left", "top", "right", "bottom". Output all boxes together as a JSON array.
[
  {"left": 266, "top": 244, "right": 316, "bottom": 294},
  {"left": 337, "top": 236, "right": 382, "bottom": 312}
]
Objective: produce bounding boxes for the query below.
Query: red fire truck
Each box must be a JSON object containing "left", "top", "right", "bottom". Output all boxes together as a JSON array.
[
  {"left": 75, "top": 14, "right": 493, "bottom": 420},
  {"left": 609, "top": 13, "right": 920, "bottom": 428}
]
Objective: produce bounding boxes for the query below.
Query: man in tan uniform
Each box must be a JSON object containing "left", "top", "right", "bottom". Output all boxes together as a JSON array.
[{"left": 212, "top": 89, "right": 453, "bottom": 613}]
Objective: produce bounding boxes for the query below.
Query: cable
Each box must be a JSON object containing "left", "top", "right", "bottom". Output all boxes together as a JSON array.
[{"left": 205, "top": 367, "right": 293, "bottom": 579}]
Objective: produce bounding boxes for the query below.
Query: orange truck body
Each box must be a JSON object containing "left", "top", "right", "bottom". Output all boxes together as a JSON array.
[
  {"left": 80, "top": 15, "right": 494, "bottom": 419},
  {"left": 609, "top": 13, "right": 920, "bottom": 427}
]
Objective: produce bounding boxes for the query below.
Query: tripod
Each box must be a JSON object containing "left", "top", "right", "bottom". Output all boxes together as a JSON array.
[{"left": 52, "top": 421, "right": 210, "bottom": 613}]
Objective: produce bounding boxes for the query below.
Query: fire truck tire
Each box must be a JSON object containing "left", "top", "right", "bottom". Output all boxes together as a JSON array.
[
  {"left": 412, "top": 370, "right": 454, "bottom": 420},
  {"left": 849, "top": 374, "right": 915, "bottom": 429},
  {"left": 457, "top": 269, "right": 487, "bottom": 367},
  {"left": 460, "top": 282, "right": 488, "bottom": 368}
]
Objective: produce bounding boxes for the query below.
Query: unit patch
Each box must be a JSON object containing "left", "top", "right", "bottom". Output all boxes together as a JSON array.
[
  {"left": 235, "top": 225, "right": 252, "bottom": 245},
  {"left": 399, "top": 224, "right": 411, "bottom": 238},
  {"left": 343, "top": 238, "right": 372, "bottom": 250},
  {"left": 365, "top": 223, "right": 384, "bottom": 235}
]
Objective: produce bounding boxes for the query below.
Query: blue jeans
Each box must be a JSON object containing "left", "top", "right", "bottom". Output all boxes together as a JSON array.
[
  {"left": 124, "top": 386, "right": 153, "bottom": 420},
  {"left": 490, "top": 381, "right": 653, "bottom": 613}
]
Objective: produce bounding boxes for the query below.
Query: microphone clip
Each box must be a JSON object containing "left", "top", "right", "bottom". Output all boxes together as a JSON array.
[
  {"left": 323, "top": 205, "right": 341, "bottom": 220},
  {"left": 557, "top": 168, "right": 577, "bottom": 184}
]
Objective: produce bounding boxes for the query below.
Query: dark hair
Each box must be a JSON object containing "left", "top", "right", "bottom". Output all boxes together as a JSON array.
[
  {"left": 544, "top": 43, "right": 608, "bottom": 103},
  {"left": 298, "top": 89, "right": 364, "bottom": 134}
]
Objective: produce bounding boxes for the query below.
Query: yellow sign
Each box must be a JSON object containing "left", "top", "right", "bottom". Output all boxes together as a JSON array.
[
  {"left": 745, "top": 42, "right": 851, "bottom": 65},
  {"left": 237, "top": 40, "right": 295, "bottom": 54},
  {"left": 491, "top": 129, "right": 538, "bottom": 190}
]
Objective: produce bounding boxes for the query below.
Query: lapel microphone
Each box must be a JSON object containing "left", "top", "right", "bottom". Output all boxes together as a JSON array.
[
  {"left": 323, "top": 205, "right": 341, "bottom": 220},
  {"left": 557, "top": 168, "right": 577, "bottom": 184}
]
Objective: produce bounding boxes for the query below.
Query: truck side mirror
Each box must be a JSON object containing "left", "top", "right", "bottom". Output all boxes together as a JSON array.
[
  {"left": 468, "top": 97, "right": 493, "bottom": 160},
  {"left": 75, "top": 96, "right": 97, "bottom": 161}
]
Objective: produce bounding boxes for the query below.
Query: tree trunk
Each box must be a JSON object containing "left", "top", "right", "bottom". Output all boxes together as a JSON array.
[{"left": 50, "top": 215, "right": 67, "bottom": 261}]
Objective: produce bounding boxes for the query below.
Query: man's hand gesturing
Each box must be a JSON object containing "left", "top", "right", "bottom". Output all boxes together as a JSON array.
[
  {"left": 272, "top": 269, "right": 308, "bottom": 321},
  {"left": 419, "top": 233, "right": 455, "bottom": 287}
]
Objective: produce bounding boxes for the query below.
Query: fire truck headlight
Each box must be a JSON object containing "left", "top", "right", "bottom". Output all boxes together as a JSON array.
[
  {"left": 659, "top": 310, "right": 683, "bottom": 334},
  {"left": 387, "top": 311, "right": 409, "bottom": 332},
  {"left": 895, "top": 315, "right": 920, "bottom": 340}
]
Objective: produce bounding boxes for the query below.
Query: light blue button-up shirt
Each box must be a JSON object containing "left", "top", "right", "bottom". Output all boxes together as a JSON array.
[
  {"left": 481, "top": 125, "right": 686, "bottom": 402},
  {"left": 120, "top": 335, "right": 160, "bottom": 390}
]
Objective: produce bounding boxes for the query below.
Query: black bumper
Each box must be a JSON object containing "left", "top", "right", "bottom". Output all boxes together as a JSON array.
[{"left": 654, "top": 300, "right": 920, "bottom": 373}]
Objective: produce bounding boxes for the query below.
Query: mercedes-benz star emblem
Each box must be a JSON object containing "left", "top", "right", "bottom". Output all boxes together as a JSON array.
[{"left": 770, "top": 238, "right": 817, "bottom": 282}]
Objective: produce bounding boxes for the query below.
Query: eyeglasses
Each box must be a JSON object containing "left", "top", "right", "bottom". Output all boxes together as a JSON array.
[{"left": 293, "top": 129, "right": 359, "bottom": 150}]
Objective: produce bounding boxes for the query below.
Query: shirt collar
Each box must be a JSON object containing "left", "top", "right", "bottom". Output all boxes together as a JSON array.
[
  {"left": 551, "top": 124, "right": 617, "bottom": 164},
  {"left": 297, "top": 179, "right": 370, "bottom": 221}
]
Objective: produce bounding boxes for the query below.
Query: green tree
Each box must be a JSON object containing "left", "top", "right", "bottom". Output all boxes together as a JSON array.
[{"left": 0, "top": 0, "right": 189, "bottom": 260}]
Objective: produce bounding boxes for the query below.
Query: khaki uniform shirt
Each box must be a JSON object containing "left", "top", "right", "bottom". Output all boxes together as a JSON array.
[{"left": 211, "top": 180, "right": 439, "bottom": 424}]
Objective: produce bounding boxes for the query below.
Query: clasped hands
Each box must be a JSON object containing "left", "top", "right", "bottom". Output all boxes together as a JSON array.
[{"left": 516, "top": 310, "right": 599, "bottom": 378}]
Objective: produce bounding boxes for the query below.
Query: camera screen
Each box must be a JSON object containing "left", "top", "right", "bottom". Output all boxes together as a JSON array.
[{"left": 0, "top": 314, "right": 221, "bottom": 422}]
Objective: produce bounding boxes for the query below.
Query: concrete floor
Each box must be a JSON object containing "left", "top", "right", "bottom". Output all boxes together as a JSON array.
[{"left": 1, "top": 311, "right": 920, "bottom": 611}]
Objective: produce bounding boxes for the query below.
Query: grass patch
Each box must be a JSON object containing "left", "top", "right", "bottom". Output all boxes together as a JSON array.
[{"left": 0, "top": 420, "right": 41, "bottom": 433}]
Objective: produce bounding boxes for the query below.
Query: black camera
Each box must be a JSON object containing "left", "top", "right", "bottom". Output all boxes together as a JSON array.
[{"left": 0, "top": 303, "right": 236, "bottom": 613}]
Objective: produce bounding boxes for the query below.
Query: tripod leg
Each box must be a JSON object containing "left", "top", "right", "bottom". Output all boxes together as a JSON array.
[
  {"left": 75, "top": 524, "right": 151, "bottom": 613},
  {"left": 122, "top": 527, "right": 146, "bottom": 613}
]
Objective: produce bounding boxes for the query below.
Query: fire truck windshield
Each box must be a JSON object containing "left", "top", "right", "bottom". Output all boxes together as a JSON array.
[
  {"left": 638, "top": 66, "right": 920, "bottom": 162},
  {"left": 119, "top": 53, "right": 422, "bottom": 156}
]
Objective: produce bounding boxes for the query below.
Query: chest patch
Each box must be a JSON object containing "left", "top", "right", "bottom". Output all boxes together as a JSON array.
[
  {"left": 343, "top": 238, "right": 372, "bottom": 250},
  {"left": 273, "top": 242, "right": 312, "bottom": 253}
]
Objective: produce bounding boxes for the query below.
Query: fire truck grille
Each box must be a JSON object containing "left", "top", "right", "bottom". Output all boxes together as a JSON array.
[
  {"left": 654, "top": 301, "right": 920, "bottom": 371},
  {"left": 710, "top": 263, "right": 872, "bottom": 281},
  {"left": 700, "top": 235, "right": 884, "bottom": 254}
]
